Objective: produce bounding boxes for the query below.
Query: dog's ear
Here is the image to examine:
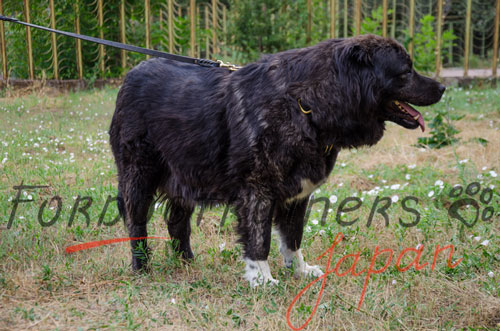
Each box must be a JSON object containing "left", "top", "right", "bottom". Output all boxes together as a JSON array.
[
  {"left": 332, "top": 42, "right": 378, "bottom": 111},
  {"left": 335, "top": 43, "right": 373, "bottom": 67}
]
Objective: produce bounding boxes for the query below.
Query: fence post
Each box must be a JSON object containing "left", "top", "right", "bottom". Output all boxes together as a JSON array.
[
  {"left": 98, "top": 0, "right": 105, "bottom": 76},
  {"left": 168, "top": 0, "right": 174, "bottom": 53},
  {"left": 435, "top": 0, "right": 443, "bottom": 77},
  {"left": 74, "top": 1, "right": 83, "bottom": 79},
  {"left": 343, "top": 0, "right": 348, "bottom": 37},
  {"left": 0, "top": 0, "right": 7, "bottom": 79},
  {"left": 24, "top": 0, "right": 34, "bottom": 80},
  {"left": 354, "top": 0, "right": 361, "bottom": 35},
  {"left": 205, "top": 5, "right": 210, "bottom": 58},
  {"left": 190, "top": 0, "right": 195, "bottom": 57},
  {"left": 159, "top": 8, "right": 163, "bottom": 31},
  {"left": 120, "top": 0, "right": 126, "bottom": 70},
  {"left": 212, "top": 0, "right": 218, "bottom": 55},
  {"left": 330, "top": 0, "right": 336, "bottom": 38},
  {"left": 391, "top": 0, "right": 396, "bottom": 38},
  {"left": 49, "top": 0, "right": 59, "bottom": 79},
  {"left": 448, "top": 23, "right": 453, "bottom": 65},
  {"left": 492, "top": 0, "right": 500, "bottom": 78},
  {"left": 307, "top": 0, "right": 312, "bottom": 43},
  {"left": 222, "top": 4, "right": 227, "bottom": 58},
  {"left": 196, "top": 4, "right": 200, "bottom": 58},
  {"left": 408, "top": 0, "right": 415, "bottom": 59},
  {"left": 145, "top": 0, "right": 150, "bottom": 58},
  {"left": 464, "top": 0, "right": 472, "bottom": 77},
  {"left": 382, "top": 0, "right": 388, "bottom": 37}
]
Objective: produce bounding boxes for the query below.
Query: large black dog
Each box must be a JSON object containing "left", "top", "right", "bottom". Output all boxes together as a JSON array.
[{"left": 109, "top": 34, "right": 445, "bottom": 286}]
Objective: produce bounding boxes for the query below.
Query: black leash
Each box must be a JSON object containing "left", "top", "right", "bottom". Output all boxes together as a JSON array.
[{"left": 0, "top": 14, "right": 239, "bottom": 69}]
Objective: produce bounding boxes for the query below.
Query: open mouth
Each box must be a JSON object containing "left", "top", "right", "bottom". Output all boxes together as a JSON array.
[{"left": 385, "top": 100, "right": 425, "bottom": 132}]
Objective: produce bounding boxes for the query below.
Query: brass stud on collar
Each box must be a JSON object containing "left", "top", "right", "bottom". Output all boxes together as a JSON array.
[{"left": 324, "top": 144, "right": 334, "bottom": 155}]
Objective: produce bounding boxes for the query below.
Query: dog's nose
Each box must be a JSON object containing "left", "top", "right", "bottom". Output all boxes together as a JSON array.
[{"left": 438, "top": 84, "right": 446, "bottom": 95}]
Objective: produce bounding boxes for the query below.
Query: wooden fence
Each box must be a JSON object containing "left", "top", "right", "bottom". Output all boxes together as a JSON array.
[
  {"left": 0, "top": 0, "right": 499, "bottom": 81},
  {"left": 0, "top": 0, "right": 228, "bottom": 81}
]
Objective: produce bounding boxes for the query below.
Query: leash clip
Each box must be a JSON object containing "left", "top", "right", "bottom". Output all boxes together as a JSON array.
[{"left": 217, "top": 60, "right": 241, "bottom": 71}]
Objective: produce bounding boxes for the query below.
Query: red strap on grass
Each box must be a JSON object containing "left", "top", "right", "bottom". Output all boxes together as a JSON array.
[{"left": 65, "top": 236, "right": 170, "bottom": 253}]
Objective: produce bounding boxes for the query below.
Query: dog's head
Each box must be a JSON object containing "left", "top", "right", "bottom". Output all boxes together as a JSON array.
[{"left": 332, "top": 35, "right": 445, "bottom": 133}]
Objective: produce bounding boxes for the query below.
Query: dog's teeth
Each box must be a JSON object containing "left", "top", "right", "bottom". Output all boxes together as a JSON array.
[
  {"left": 413, "top": 114, "right": 420, "bottom": 120},
  {"left": 394, "top": 101, "right": 400, "bottom": 105}
]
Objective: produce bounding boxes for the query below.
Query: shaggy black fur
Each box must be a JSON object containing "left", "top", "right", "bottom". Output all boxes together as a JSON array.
[{"left": 109, "top": 34, "right": 445, "bottom": 272}]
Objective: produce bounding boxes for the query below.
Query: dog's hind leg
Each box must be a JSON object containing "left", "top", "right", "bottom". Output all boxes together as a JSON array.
[
  {"left": 121, "top": 165, "right": 158, "bottom": 271},
  {"left": 165, "top": 200, "right": 194, "bottom": 259},
  {"left": 274, "top": 199, "right": 324, "bottom": 278},
  {"left": 236, "top": 194, "right": 278, "bottom": 287},
  {"left": 117, "top": 187, "right": 126, "bottom": 222}
]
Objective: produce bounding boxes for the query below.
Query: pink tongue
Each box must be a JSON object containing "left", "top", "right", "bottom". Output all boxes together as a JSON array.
[{"left": 400, "top": 102, "right": 425, "bottom": 132}]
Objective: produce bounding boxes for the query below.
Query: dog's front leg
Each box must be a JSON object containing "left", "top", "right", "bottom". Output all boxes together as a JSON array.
[
  {"left": 235, "top": 195, "right": 278, "bottom": 287},
  {"left": 275, "top": 199, "right": 324, "bottom": 278}
]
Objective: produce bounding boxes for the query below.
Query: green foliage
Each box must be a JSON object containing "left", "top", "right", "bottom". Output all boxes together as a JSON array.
[
  {"left": 410, "top": 15, "right": 456, "bottom": 73},
  {"left": 227, "top": 0, "right": 331, "bottom": 63},
  {"left": 227, "top": 0, "right": 292, "bottom": 63},
  {"left": 417, "top": 100, "right": 464, "bottom": 149},
  {"left": 361, "top": 6, "right": 393, "bottom": 35}
]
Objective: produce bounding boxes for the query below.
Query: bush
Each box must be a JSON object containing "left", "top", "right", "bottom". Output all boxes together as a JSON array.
[
  {"left": 417, "top": 100, "right": 464, "bottom": 149},
  {"left": 410, "top": 15, "right": 456, "bottom": 73}
]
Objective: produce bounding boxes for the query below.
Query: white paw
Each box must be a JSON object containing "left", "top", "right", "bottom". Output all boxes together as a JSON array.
[
  {"left": 248, "top": 275, "right": 279, "bottom": 287},
  {"left": 295, "top": 263, "right": 324, "bottom": 278},
  {"left": 244, "top": 259, "right": 279, "bottom": 287}
]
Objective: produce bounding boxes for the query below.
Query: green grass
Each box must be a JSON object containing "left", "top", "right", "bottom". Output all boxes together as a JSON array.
[{"left": 0, "top": 86, "right": 499, "bottom": 329}]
